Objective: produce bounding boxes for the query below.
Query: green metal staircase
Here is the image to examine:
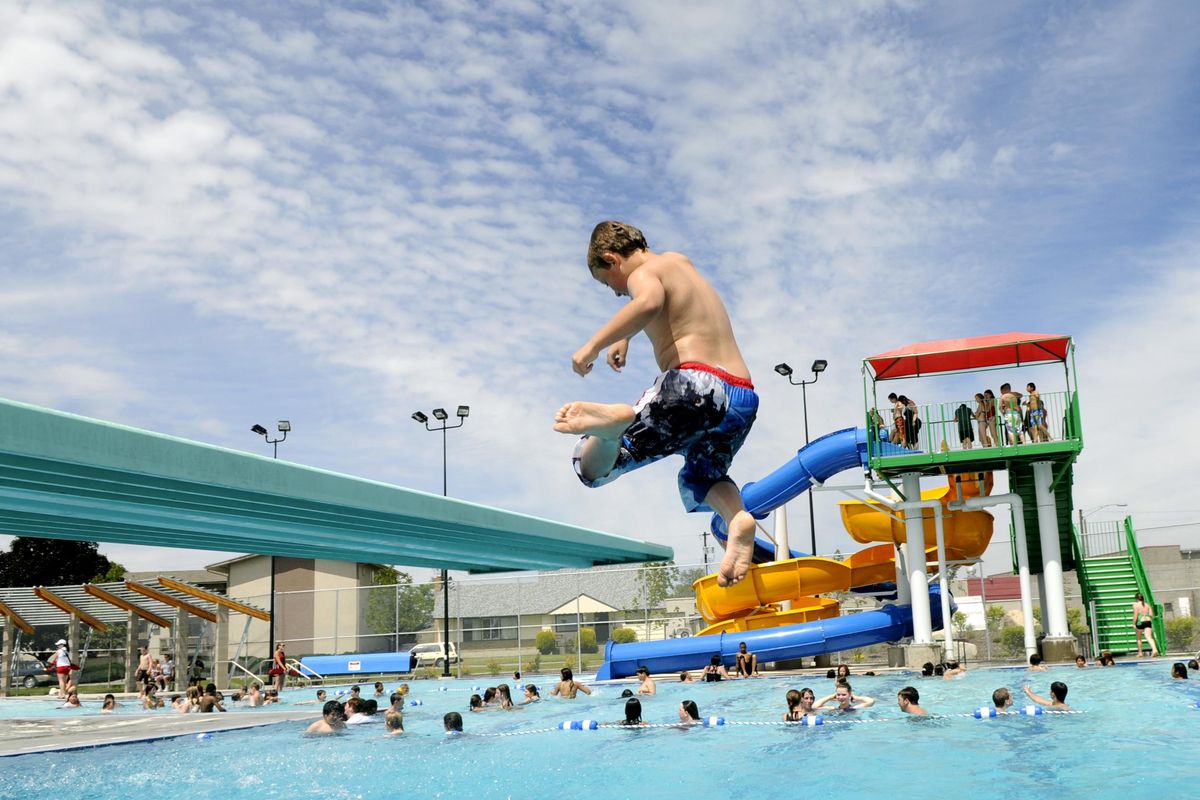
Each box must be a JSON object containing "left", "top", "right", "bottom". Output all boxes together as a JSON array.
[
  {"left": 1009, "top": 461, "right": 1076, "bottom": 573},
  {"left": 1071, "top": 517, "right": 1165, "bottom": 656}
]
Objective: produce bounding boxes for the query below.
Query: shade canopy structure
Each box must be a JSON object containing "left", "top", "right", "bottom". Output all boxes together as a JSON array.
[
  {"left": 864, "top": 332, "right": 1072, "bottom": 381},
  {"left": 0, "top": 397, "right": 672, "bottom": 574},
  {"left": 0, "top": 577, "right": 267, "bottom": 631}
]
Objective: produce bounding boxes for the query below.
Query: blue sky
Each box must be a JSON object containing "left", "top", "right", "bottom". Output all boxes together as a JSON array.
[{"left": 0, "top": 0, "right": 1198, "bottom": 579}]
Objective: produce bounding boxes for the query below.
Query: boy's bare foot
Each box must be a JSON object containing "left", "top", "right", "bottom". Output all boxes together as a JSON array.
[
  {"left": 553, "top": 402, "right": 634, "bottom": 440},
  {"left": 717, "top": 511, "right": 756, "bottom": 587}
]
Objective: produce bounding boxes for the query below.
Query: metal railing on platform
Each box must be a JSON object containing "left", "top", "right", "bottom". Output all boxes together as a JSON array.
[{"left": 869, "top": 389, "right": 1074, "bottom": 457}]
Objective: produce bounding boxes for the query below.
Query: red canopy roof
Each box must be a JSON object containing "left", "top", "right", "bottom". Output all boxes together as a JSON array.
[{"left": 865, "top": 332, "right": 1071, "bottom": 381}]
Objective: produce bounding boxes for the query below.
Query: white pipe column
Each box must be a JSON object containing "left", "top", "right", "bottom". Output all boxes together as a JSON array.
[
  {"left": 901, "top": 473, "right": 933, "bottom": 644},
  {"left": 214, "top": 607, "right": 229, "bottom": 691},
  {"left": 1032, "top": 461, "right": 1070, "bottom": 638},
  {"left": 1, "top": 621, "right": 13, "bottom": 698},
  {"left": 123, "top": 610, "right": 137, "bottom": 693},
  {"left": 894, "top": 546, "right": 911, "bottom": 605},
  {"left": 958, "top": 494, "right": 1037, "bottom": 657},
  {"left": 1036, "top": 574, "right": 1050, "bottom": 631},
  {"left": 174, "top": 610, "right": 189, "bottom": 691},
  {"left": 775, "top": 506, "right": 792, "bottom": 612},
  {"left": 931, "top": 504, "right": 953, "bottom": 658}
]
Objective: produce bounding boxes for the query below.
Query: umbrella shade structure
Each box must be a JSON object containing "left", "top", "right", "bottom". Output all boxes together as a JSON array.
[{"left": 864, "top": 332, "right": 1071, "bottom": 381}]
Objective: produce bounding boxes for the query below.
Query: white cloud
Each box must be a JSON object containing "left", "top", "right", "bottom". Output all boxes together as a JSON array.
[{"left": 0, "top": 0, "right": 1196, "bottom": 578}]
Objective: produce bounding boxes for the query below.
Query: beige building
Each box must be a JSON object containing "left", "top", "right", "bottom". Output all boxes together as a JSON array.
[{"left": 205, "top": 555, "right": 386, "bottom": 660}]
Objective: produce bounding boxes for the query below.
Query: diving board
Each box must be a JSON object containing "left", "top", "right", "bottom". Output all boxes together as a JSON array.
[{"left": 0, "top": 397, "right": 672, "bottom": 572}]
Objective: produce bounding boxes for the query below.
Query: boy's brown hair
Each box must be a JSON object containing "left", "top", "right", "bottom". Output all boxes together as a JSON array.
[{"left": 587, "top": 221, "right": 648, "bottom": 273}]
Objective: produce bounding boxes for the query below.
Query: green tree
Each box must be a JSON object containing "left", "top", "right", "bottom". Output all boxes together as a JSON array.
[
  {"left": 0, "top": 537, "right": 114, "bottom": 587},
  {"left": 670, "top": 567, "right": 707, "bottom": 597},
  {"left": 92, "top": 561, "right": 127, "bottom": 583},
  {"left": 999, "top": 624, "right": 1027, "bottom": 657},
  {"left": 363, "top": 567, "right": 435, "bottom": 639},
  {"left": 535, "top": 630, "right": 558, "bottom": 654},
  {"left": 985, "top": 605, "right": 1008, "bottom": 635},
  {"left": 952, "top": 610, "right": 972, "bottom": 636},
  {"left": 579, "top": 627, "right": 598, "bottom": 654},
  {"left": 635, "top": 561, "right": 678, "bottom": 610},
  {"left": 1165, "top": 617, "right": 1195, "bottom": 652},
  {"left": 611, "top": 627, "right": 637, "bottom": 644}
]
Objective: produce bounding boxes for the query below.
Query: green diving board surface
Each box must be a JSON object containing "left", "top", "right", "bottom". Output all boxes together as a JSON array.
[{"left": 0, "top": 397, "right": 672, "bottom": 573}]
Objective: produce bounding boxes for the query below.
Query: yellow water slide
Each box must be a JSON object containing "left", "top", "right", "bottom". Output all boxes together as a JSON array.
[{"left": 691, "top": 473, "right": 994, "bottom": 633}]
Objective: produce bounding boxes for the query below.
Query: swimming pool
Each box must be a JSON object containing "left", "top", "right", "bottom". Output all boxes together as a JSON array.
[{"left": 0, "top": 664, "right": 1196, "bottom": 800}]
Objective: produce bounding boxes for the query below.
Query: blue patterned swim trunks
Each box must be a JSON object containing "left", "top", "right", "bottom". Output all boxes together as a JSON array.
[{"left": 572, "top": 362, "right": 758, "bottom": 512}]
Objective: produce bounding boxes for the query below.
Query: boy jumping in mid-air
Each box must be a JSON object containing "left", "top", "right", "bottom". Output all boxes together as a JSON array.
[{"left": 553, "top": 221, "right": 759, "bottom": 587}]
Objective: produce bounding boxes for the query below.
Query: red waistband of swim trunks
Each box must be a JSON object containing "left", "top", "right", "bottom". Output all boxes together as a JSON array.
[{"left": 677, "top": 362, "right": 755, "bottom": 390}]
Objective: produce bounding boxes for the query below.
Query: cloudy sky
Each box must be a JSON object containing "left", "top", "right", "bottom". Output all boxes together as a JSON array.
[{"left": 1, "top": 0, "right": 1198, "bottom": 581}]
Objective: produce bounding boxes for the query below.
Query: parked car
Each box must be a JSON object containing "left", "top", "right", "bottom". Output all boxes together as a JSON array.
[
  {"left": 10, "top": 656, "right": 53, "bottom": 689},
  {"left": 409, "top": 642, "right": 459, "bottom": 669}
]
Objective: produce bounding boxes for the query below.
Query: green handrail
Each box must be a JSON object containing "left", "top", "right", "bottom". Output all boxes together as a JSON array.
[
  {"left": 1125, "top": 516, "right": 1166, "bottom": 655},
  {"left": 1069, "top": 524, "right": 1097, "bottom": 639}
]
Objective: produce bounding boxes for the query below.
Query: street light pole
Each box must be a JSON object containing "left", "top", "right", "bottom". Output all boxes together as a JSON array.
[
  {"left": 774, "top": 360, "right": 828, "bottom": 556},
  {"left": 412, "top": 406, "right": 470, "bottom": 678},
  {"left": 251, "top": 421, "right": 291, "bottom": 667}
]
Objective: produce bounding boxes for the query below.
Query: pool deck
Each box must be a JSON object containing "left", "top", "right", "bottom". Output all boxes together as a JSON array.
[{"left": 0, "top": 709, "right": 319, "bottom": 757}]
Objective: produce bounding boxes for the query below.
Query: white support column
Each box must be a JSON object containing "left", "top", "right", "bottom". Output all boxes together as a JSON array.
[
  {"left": 174, "top": 610, "right": 189, "bottom": 691},
  {"left": 894, "top": 545, "right": 911, "bottom": 605},
  {"left": 1, "top": 622, "right": 13, "bottom": 698},
  {"left": 213, "top": 607, "right": 229, "bottom": 690},
  {"left": 1036, "top": 573, "right": 1050, "bottom": 631},
  {"left": 68, "top": 615, "right": 81, "bottom": 666},
  {"left": 123, "top": 610, "right": 137, "bottom": 693},
  {"left": 1032, "top": 462, "right": 1070, "bottom": 639},
  {"left": 775, "top": 507, "right": 792, "bottom": 612},
  {"left": 902, "top": 473, "right": 933, "bottom": 644}
]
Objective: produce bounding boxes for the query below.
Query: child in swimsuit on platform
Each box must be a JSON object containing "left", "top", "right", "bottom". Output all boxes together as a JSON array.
[{"left": 554, "top": 221, "right": 759, "bottom": 587}]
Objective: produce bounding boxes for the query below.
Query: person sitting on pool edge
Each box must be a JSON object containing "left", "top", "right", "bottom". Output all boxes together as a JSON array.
[
  {"left": 444, "top": 711, "right": 464, "bottom": 735},
  {"left": 305, "top": 700, "right": 347, "bottom": 735},
  {"left": 550, "top": 667, "right": 592, "bottom": 698},
  {"left": 735, "top": 642, "right": 759, "bottom": 677},
  {"left": 636, "top": 666, "right": 657, "bottom": 695},
  {"left": 897, "top": 686, "right": 928, "bottom": 716},
  {"left": 1023, "top": 681, "right": 1069, "bottom": 710},
  {"left": 814, "top": 680, "right": 875, "bottom": 712}
]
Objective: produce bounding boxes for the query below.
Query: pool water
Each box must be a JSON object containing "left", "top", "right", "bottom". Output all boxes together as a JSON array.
[{"left": 1, "top": 664, "right": 1197, "bottom": 799}]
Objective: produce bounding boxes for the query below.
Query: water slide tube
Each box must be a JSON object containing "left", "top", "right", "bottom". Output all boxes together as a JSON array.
[
  {"left": 708, "top": 427, "right": 910, "bottom": 563},
  {"left": 594, "top": 586, "right": 951, "bottom": 681}
]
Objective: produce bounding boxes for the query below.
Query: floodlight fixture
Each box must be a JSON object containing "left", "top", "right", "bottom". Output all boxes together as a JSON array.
[
  {"left": 811, "top": 359, "right": 828, "bottom": 374},
  {"left": 432, "top": 408, "right": 449, "bottom": 421},
  {"left": 411, "top": 412, "right": 429, "bottom": 424},
  {"left": 457, "top": 405, "right": 470, "bottom": 418},
  {"left": 251, "top": 424, "right": 268, "bottom": 436},
  {"left": 277, "top": 420, "right": 291, "bottom": 432},
  {"left": 774, "top": 363, "right": 793, "bottom": 377}
]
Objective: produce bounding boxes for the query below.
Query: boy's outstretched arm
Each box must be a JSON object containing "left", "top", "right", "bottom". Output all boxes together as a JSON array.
[{"left": 571, "top": 272, "right": 664, "bottom": 376}]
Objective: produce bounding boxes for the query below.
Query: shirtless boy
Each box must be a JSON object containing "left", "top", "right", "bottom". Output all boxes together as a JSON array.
[
  {"left": 635, "top": 666, "right": 656, "bottom": 695},
  {"left": 305, "top": 700, "right": 346, "bottom": 735},
  {"left": 1025, "top": 382, "right": 1050, "bottom": 442},
  {"left": 554, "top": 221, "right": 759, "bottom": 586}
]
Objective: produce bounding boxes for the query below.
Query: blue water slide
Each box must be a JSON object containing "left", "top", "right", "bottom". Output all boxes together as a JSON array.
[
  {"left": 595, "top": 587, "right": 951, "bottom": 680},
  {"left": 711, "top": 427, "right": 908, "bottom": 563}
]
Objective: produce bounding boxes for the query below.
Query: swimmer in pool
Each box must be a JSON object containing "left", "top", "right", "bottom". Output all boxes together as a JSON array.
[
  {"left": 814, "top": 681, "right": 875, "bottom": 712},
  {"left": 896, "top": 686, "right": 928, "bottom": 715},
  {"left": 702, "top": 655, "right": 730, "bottom": 682},
  {"left": 636, "top": 666, "right": 657, "bottom": 695},
  {"left": 305, "top": 700, "right": 347, "bottom": 735},
  {"left": 1023, "top": 681, "right": 1070, "bottom": 710},
  {"left": 783, "top": 687, "right": 817, "bottom": 721},
  {"left": 678, "top": 699, "right": 701, "bottom": 724},
  {"left": 550, "top": 667, "right": 592, "bottom": 698}
]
